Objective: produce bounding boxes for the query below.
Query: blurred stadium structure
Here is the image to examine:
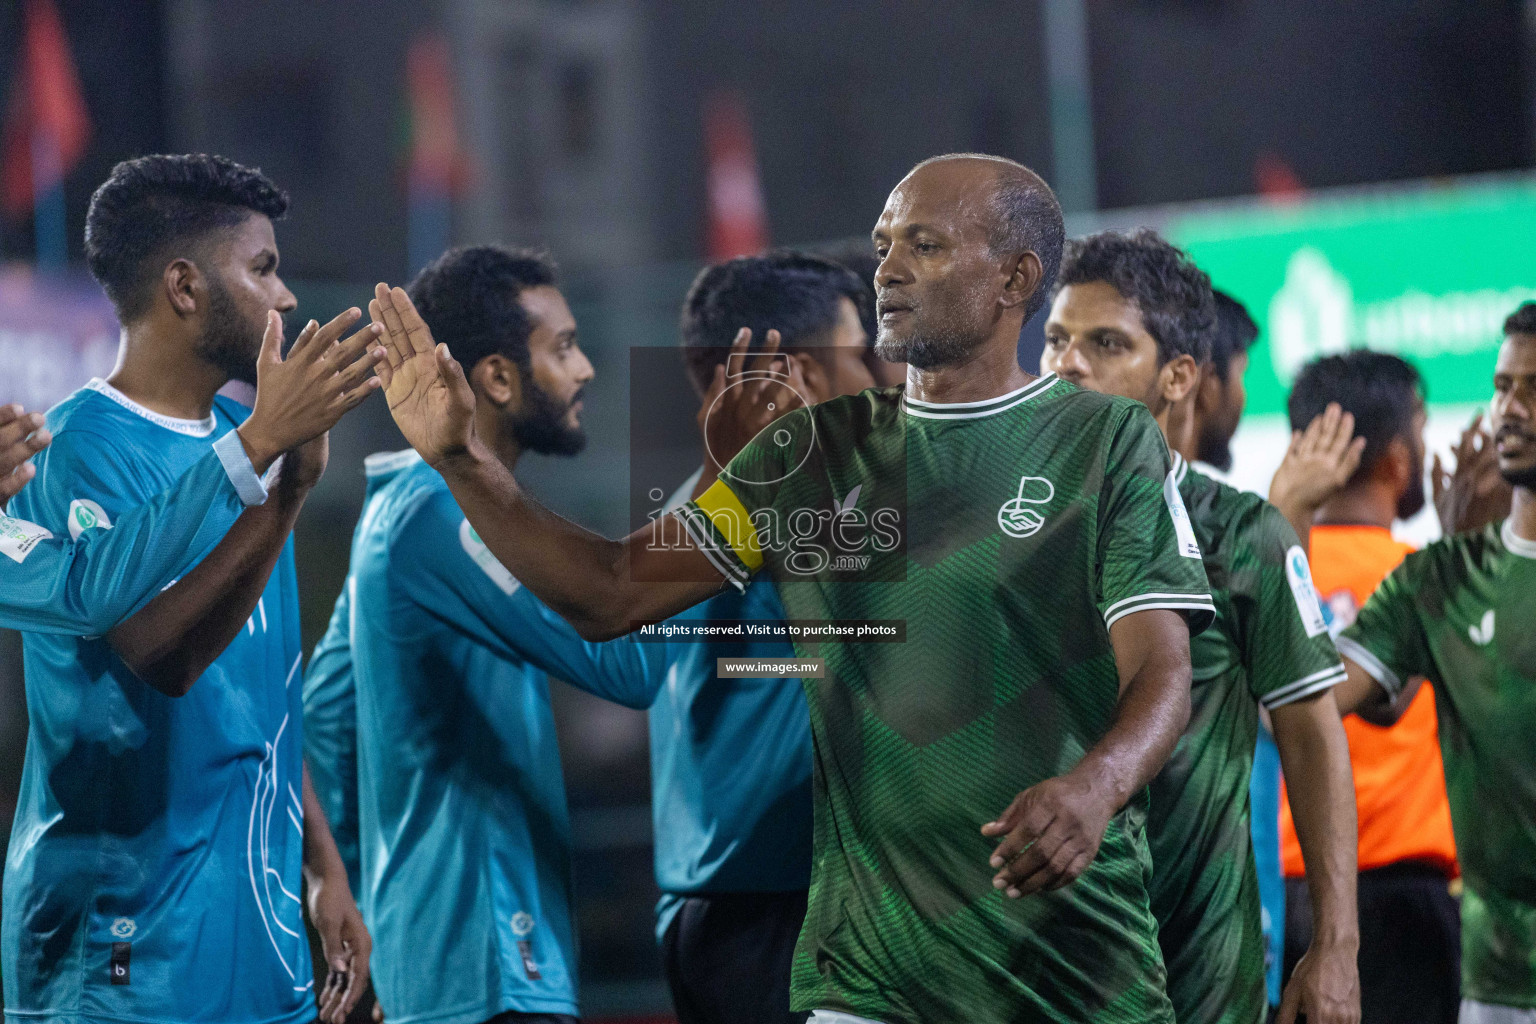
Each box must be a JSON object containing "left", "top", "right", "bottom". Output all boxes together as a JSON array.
[{"left": 1, "top": 0, "right": 1534, "bottom": 1017}]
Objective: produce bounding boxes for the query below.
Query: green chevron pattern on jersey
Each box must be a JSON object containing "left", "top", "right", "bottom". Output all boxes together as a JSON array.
[
  {"left": 1341, "top": 521, "right": 1536, "bottom": 1009},
  {"left": 682, "top": 376, "right": 1214, "bottom": 1023},
  {"left": 1149, "top": 453, "right": 1346, "bottom": 1024}
]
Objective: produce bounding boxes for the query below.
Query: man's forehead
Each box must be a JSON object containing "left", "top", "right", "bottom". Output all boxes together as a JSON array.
[
  {"left": 877, "top": 162, "right": 995, "bottom": 231},
  {"left": 1048, "top": 281, "right": 1142, "bottom": 328},
  {"left": 521, "top": 284, "right": 575, "bottom": 333},
  {"left": 1498, "top": 333, "right": 1536, "bottom": 372},
  {"left": 209, "top": 213, "right": 276, "bottom": 259}
]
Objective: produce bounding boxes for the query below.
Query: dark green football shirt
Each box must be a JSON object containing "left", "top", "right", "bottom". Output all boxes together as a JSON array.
[
  {"left": 1340, "top": 520, "right": 1536, "bottom": 1009},
  {"left": 679, "top": 375, "right": 1214, "bottom": 1024},
  {"left": 1150, "top": 453, "right": 1347, "bottom": 1024}
]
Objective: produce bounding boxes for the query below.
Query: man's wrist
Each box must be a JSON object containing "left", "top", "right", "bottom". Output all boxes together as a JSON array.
[
  {"left": 435, "top": 436, "right": 494, "bottom": 477},
  {"left": 235, "top": 423, "right": 281, "bottom": 476}
]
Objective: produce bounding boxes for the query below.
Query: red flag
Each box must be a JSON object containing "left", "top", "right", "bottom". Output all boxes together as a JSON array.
[
  {"left": 704, "top": 91, "right": 767, "bottom": 261},
  {"left": 406, "top": 33, "right": 468, "bottom": 195},
  {"left": 1254, "top": 151, "right": 1305, "bottom": 205},
  {"left": 1, "top": 0, "right": 92, "bottom": 220}
]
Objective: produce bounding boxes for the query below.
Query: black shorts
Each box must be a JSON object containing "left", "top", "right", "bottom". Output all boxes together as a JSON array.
[
  {"left": 1284, "top": 861, "right": 1460, "bottom": 1023},
  {"left": 661, "top": 890, "right": 810, "bottom": 1024}
]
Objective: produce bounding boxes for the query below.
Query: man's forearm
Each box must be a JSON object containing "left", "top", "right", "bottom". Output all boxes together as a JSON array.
[
  {"left": 438, "top": 441, "right": 717, "bottom": 639},
  {"left": 1081, "top": 610, "right": 1194, "bottom": 808},
  {"left": 1272, "top": 693, "right": 1360, "bottom": 950},
  {"left": 302, "top": 765, "right": 350, "bottom": 888},
  {"left": 107, "top": 486, "right": 303, "bottom": 696}
]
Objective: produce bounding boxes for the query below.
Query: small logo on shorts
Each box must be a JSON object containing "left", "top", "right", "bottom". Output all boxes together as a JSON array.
[
  {"left": 511, "top": 912, "right": 536, "bottom": 937},
  {"left": 110, "top": 942, "right": 131, "bottom": 985},
  {"left": 109, "top": 917, "right": 136, "bottom": 939},
  {"left": 998, "top": 475, "right": 1054, "bottom": 539}
]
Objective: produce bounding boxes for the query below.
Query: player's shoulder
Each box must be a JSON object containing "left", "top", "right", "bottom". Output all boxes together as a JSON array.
[
  {"left": 1183, "top": 463, "right": 1297, "bottom": 561},
  {"left": 211, "top": 393, "right": 253, "bottom": 426},
  {"left": 1038, "top": 379, "right": 1154, "bottom": 443},
  {"left": 373, "top": 459, "right": 458, "bottom": 543},
  {"left": 1410, "top": 521, "right": 1510, "bottom": 579},
  {"left": 809, "top": 384, "right": 903, "bottom": 430}
]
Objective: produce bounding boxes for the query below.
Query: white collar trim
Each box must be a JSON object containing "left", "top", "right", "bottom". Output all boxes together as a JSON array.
[
  {"left": 85, "top": 379, "right": 217, "bottom": 438},
  {"left": 363, "top": 449, "right": 423, "bottom": 477},
  {"left": 1502, "top": 519, "right": 1536, "bottom": 559}
]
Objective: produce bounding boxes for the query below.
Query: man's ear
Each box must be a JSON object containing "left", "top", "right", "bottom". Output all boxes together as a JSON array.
[
  {"left": 792, "top": 351, "right": 831, "bottom": 405},
  {"left": 999, "top": 251, "right": 1044, "bottom": 312},
  {"left": 469, "top": 353, "right": 521, "bottom": 409},
  {"left": 163, "top": 259, "right": 202, "bottom": 318},
  {"left": 1378, "top": 435, "right": 1413, "bottom": 498},
  {"left": 1158, "top": 354, "right": 1201, "bottom": 405}
]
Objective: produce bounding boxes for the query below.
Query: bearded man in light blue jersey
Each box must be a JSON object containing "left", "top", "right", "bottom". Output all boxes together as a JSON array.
[
  {"left": 318, "top": 246, "right": 670, "bottom": 1024},
  {"left": 5, "top": 154, "right": 379, "bottom": 1024},
  {"left": 304, "top": 251, "right": 875, "bottom": 1024}
]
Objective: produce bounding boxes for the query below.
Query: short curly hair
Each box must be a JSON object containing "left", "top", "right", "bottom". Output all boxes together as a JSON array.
[
  {"left": 1052, "top": 229, "right": 1215, "bottom": 365},
  {"left": 406, "top": 245, "right": 558, "bottom": 374},
  {"left": 679, "top": 250, "right": 869, "bottom": 394},
  {"left": 1504, "top": 301, "right": 1536, "bottom": 337},
  {"left": 85, "top": 154, "right": 289, "bottom": 322}
]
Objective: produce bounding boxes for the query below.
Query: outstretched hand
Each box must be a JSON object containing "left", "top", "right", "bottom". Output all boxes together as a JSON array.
[
  {"left": 981, "top": 770, "right": 1116, "bottom": 898},
  {"left": 237, "top": 308, "right": 386, "bottom": 476},
  {"left": 1433, "top": 413, "right": 1512, "bottom": 536},
  {"left": 370, "top": 284, "right": 478, "bottom": 467}
]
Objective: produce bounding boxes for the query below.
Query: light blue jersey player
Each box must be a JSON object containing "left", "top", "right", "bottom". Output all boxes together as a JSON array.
[
  {"left": 0, "top": 432, "right": 266, "bottom": 635},
  {"left": 315, "top": 247, "right": 640, "bottom": 1024},
  {"left": 6, "top": 382, "right": 313, "bottom": 1020},
  {"left": 4, "top": 154, "right": 381, "bottom": 1024}
]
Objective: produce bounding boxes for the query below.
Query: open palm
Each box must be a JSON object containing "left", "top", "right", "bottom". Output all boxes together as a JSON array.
[{"left": 369, "top": 283, "right": 477, "bottom": 465}]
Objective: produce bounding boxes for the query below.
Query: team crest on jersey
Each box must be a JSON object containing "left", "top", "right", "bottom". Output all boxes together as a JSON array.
[
  {"left": 1469, "top": 609, "right": 1495, "bottom": 646},
  {"left": 67, "top": 498, "right": 113, "bottom": 541},
  {"left": 998, "top": 475, "right": 1054, "bottom": 538}
]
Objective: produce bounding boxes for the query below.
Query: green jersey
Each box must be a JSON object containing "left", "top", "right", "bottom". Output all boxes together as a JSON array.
[
  {"left": 1150, "top": 453, "right": 1347, "bottom": 1024},
  {"left": 1339, "top": 520, "right": 1536, "bottom": 1009},
  {"left": 680, "top": 374, "right": 1215, "bottom": 1024}
]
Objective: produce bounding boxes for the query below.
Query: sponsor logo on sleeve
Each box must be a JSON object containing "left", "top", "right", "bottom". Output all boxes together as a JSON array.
[
  {"left": 67, "top": 499, "right": 113, "bottom": 541},
  {"left": 1284, "top": 546, "right": 1329, "bottom": 637},
  {"left": 460, "top": 519, "right": 521, "bottom": 595},
  {"left": 0, "top": 516, "right": 53, "bottom": 564},
  {"left": 1163, "top": 473, "right": 1203, "bottom": 559}
]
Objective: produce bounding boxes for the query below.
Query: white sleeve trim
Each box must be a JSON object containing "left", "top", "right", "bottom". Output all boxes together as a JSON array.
[
  {"left": 675, "top": 508, "right": 748, "bottom": 594},
  {"left": 1261, "top": 663, "right": 1350, "bottom": 710},
  {"left": 212, "top": 431, "right": 269, "bottom": 507},
  {"left": 1102, "top": 591, "right": 1216, "bottom": 630},
  {"left": 1335, "top": 636, "right": 1403, "bottom": 698}
]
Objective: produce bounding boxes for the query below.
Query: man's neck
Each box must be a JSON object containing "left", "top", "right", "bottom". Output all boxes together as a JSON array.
[
  {"left": 1316, "top": 484, "right": 1397, "bottom": 531},
  {"left": 1163, "top": 398, "right": 1197, "bottom": 463},
  {"left": 1509, "top": 486, "right": 1536, "bottom": 542},
  {"left": 475, "top": 403, "right": 523, "bottom": 473},
  {"left": 105, "top": 325, "right": 226, "bottom": 420},
  {"left": 903, "top": 319, "right": 1030, "bottom": 405}
]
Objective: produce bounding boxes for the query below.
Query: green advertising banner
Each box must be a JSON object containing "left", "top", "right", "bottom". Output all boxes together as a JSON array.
[{"left": 1166, "top": 179, "right": 1536, "bottom": 416}]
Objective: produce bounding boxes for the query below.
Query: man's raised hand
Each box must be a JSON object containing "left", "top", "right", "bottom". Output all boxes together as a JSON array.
[
  {"left": 698, "top": 327, "right": 816, "bottom": 477},
  {"left": 370, "top": 284, "right": 478, "bottom": 467},
  {"left": 236, "top": 308, "right": 386, "bottom": 476},
  {"left": 1433, "top": 413, "right": 1512, "bottom": 536}
]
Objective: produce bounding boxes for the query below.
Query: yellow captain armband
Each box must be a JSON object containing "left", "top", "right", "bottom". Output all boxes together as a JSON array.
[{"left": 683, "top": 478, "right": 764, "bottom": 576}]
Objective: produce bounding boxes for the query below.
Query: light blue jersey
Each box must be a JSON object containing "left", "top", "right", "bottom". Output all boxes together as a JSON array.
[
  {"left": 4, "top": 379, "right": 311, "bottom": 1024},
  {"left": 302, "top": 450, "right": 418, "bottom": 897},
  {"left": 343, "top": 456, "right": 651, "bottom": 1024},
  {"left": 1250, "top": 723, "right": 1285, "bottom": 1007},
  {"left": 0, "top": 434, "right": 265, "bottom": 635}
]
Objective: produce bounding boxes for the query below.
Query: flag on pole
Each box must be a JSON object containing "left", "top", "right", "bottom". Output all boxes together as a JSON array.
[
  {"left": 404, "top": 32, "right": 469, "bottom": 276},
  {"left": 2, "top": 0, "right": 91, "bottom": 270},
  {"left": 703, "top": 91, "right": 767, "bottom": 262}
]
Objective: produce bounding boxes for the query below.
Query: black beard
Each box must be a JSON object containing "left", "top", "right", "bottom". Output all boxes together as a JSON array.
[
  {"left": 1196, "top": 429, "right": 1234, "bottom": 473},
  {"left": 1396, "top": 474, "right": 1427, "bottom": 520},
  {"left": 510, "top": 376, "right": 586, "bottom": 456},
  {"left": 1500, "top": 461, "right": 1536, "bottom": 490},
  {"left": 196, "top": 276, "right": 262, "bottom": 385}
]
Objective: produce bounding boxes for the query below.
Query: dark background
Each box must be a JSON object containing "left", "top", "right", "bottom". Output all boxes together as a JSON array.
[{"left": 0, "top": 0, "right": 1532, "bottom": 1016}]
